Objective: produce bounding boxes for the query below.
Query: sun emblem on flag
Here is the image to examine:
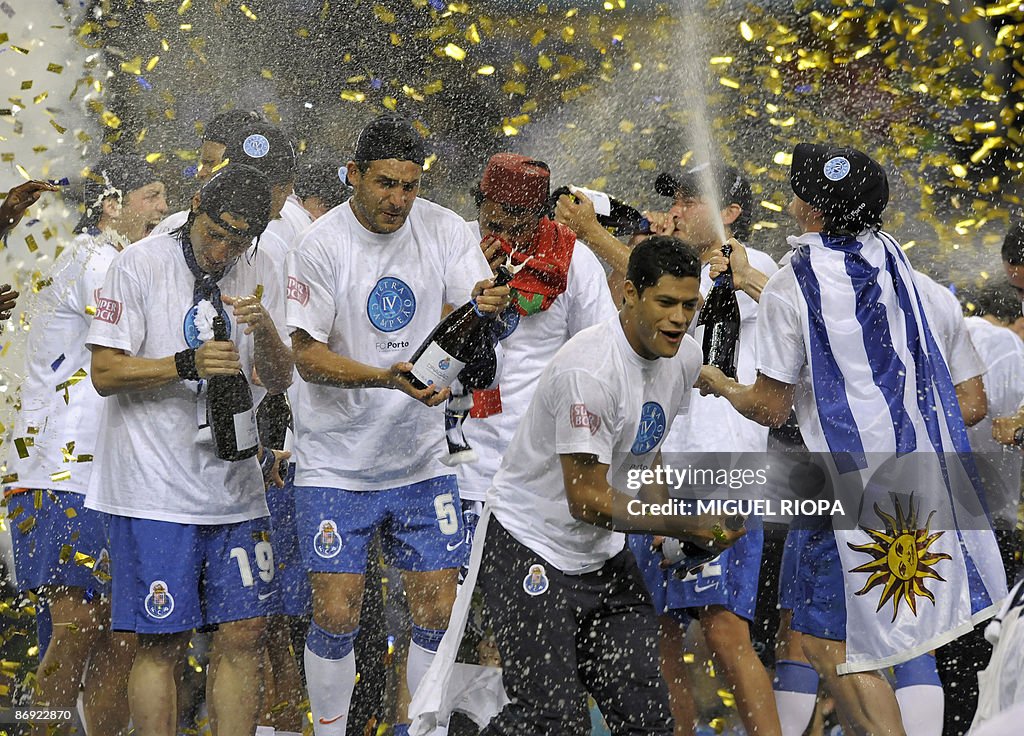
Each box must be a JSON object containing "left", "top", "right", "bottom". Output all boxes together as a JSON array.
[{"left": 847, "top": 495, "right": 951, "bottom": 622}]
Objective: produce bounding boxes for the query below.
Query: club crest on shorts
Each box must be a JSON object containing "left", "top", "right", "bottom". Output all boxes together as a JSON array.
[
  {"left": 313, "top": 519, "right": 343, "bottom": 558},
  {"left": 144, "top": 580, "right": 175, "bottom": 619},
  {"left": 92, "top": 548, "right": 111, "bottom": 584},
  {"left": 523, "top": 563, "right": 549, "bottom": 596}
]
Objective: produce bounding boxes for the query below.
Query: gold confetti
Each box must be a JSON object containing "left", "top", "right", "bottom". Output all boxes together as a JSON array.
[
  {"left": 10, "top": 45, "right": 30, "bottom": 55},
  {"left": 50, "top": 119, "right": 67, "bottom": 134},
  {"left": 47, "top": 63, "right": 63, "bottom": 74},
  {"left": 65, "top": 508, "right": 77, "bottom": 519},
  {"left": 25, "top": 235, "right": 38, "bottom": 253},
  {"left": 443, "top": 43, "right": 466, "bottom": 61},
  {"left": 240, "top": 4, "right": 258, "bottom": 21},
  {"left": 15, "top": 164, "right": 31, "bottom": 180},
  {"left": 14, "top": 438, "right": 32, "bottom": 459},
  {"left": 477, "top": 65, "right": 495, "bottom": 75},
  {"left": 50, "top": 471, "right": 72, "bottom": 483}
]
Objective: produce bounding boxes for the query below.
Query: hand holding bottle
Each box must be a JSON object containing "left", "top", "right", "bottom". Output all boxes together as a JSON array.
[
  {"left": 195, "top": 337, "right": 242, "bottom": 378},
  {"left": 708, "top": 238, "right": 751, "bottom": 291},
  {"left": 387, "top": 361, "right": 452, "bottom": 406},
  {"left": 480, "top": 233, "right": 509, "bottom": 273},
  {"left": 470, "top": 277, "right": 512, "bottom": 315},
  {"left": 553, "top": 188, "right": 602, "bottom": 241}
]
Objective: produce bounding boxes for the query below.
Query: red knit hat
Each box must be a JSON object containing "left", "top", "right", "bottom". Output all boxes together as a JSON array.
[{"left": 479, "top": 153, "right": 550, "bottom": 210}]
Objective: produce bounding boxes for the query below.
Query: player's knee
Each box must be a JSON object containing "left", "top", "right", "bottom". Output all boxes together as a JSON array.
[
  {"left": 215, "top": 616, "right": 267, "bottom": 652},
  {"left": 701, "top": 607, "right": 750, "bottom": 652},
  {"left": 311, "top": 574, "right": 363, "bottom": 631}
]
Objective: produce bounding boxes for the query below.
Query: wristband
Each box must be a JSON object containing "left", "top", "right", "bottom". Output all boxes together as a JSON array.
[
  {"left": 174, "top": 349, "right": 200, "bottom": 381},
  {"left": 259, "top": 446, "right": 277, "bottom": 484}
]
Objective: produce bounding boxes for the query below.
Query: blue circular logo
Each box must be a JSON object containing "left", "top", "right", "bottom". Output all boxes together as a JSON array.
[
  {"left": 631, "top": 401, "right": 667, "bottom": 455},
  {"left": 495, "top": 307, "right": 520, "bottom": 341},
  {"left": 367, "top": 277, "right": 416, "bottom": 332},
  {"left": 183, "top": 306, "right": 231, "bottom": 348},
  {"left": 243, "top": 133, "right": 270, "bottom": 159},
  {"left": 823, "top": 156, "right": 851, "bottom": 181}
]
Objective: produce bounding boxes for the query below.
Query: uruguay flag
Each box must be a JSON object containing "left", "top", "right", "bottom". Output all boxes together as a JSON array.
[{"left": 788, "top": 229, "right": 1007, "bottom": 673}]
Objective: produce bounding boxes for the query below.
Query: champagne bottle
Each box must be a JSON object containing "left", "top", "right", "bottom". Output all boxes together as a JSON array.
[
  {"left": 697, "top": 242, "right": 741, "bottom": 379},
  {"left": 550, "top": 185, "right": 651, "bottom": 236},
  {"left": 406, "top": 265, "right": 515, "bottom": 391},
  {"left": 207, "top": 314, "right": 259, "bottom": 461}
]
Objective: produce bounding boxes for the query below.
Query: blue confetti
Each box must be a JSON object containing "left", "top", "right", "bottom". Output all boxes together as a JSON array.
[
  {"left": 183, "top": 164, "right": 198, "bottom": 179},
  {"left": 48, "top": 177, "right": 70, "bottom": 186},
  {"left": 371, "top": 78, "right": 383, "bottom": 90},
  {"left": 136, "top": 76, "right": 153, "bottom": 91},
  {"left": 24, "top": 219, "right": 40, "bottom": 227},
  {"left": 51, "top": 353, "right": 66, "bottom": 372},
  {"left": 429, "top": 0, "right": 444, "bottom": 9},
  {"left": 795, "top": 84, "right": 812, "bottom": 93}
]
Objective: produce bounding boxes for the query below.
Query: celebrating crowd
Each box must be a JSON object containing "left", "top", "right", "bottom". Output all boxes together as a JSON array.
[{"left": 2, "top": 109, "right": 1024, "bottom": 736}]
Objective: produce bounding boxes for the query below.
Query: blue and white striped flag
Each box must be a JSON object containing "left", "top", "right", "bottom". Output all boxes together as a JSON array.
[{"left": 788, "top": 229, "right": 1007, "bottom": 673}]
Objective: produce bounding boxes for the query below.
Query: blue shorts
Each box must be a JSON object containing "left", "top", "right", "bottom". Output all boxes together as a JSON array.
[
  {"left": 108, "top": 515, "right": 279, "bottom": 634},
  {"left": 628, "top": 535, "right": 691, "bottom": 625},
  {"left": 778, "top": 526, "right": 810, "bottom": 611},
  {"left": 295, "top": 475, "right": 466, "bottom": 574},
  {"left": 790, "top": 526, "right": 846, "bottom": 641},
  {"left": 7, "top": 490, "right": 111, "bottom": 596},
  {"left": 630, "top": 519, "right": 764, "bottom": 623},
  {"left": 267, "top": 465, "right": 311, "bottom": 617}
]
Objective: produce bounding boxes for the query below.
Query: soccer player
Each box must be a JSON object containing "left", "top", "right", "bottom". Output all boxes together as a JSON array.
[
  {"left": 473, "top": 236, "right": 743, "bottom": 734},
  {"left": 86, "top": 165, "right": 293, "bottom": 736},
  {"left": 6, "top": 155, "right": 166, "bottom": 731},
  {"left": 286, "top": 114, "right": 509, "bottom": 736},
  {"left": 698, "top": 143, "right": 1006, "bottom": 736}
]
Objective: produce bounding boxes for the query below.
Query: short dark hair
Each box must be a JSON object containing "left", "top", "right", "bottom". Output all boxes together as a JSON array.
[
  {"left": 1002, "top": 221, "right": 1024, "bottom": 265},
  {"left": 203, "top": 110, "right": 262, "bottom": 145},
  {"left": 295, "top": 159, "right": 351, "bottom": 209},
  {"left": 626, "top": 236, "right": 701, "bottom": 295},
  {"left": 958, "top": 280, "right": 1022, "bottom": 322}
]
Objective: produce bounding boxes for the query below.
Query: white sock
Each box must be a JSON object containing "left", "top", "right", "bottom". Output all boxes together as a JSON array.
[
  {"left": 775, "top": 689, "right": 817, "bottom": 736},
  {"left": 896, "top": 684, "right": 944, "bottom": 736},
  {"left": 406, "top": 641, "right": 449, "bottom": 735},
  {"left": 304, "top": 644, "right": 356, "bottom": 736}
]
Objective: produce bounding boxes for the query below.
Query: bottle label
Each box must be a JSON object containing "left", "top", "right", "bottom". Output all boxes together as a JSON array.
[
  {"left": 233, "top": 408, "right": 259, "bottom": 452},
  {"left": 410, "top": 342, "right": 467, "bottom": 390}
]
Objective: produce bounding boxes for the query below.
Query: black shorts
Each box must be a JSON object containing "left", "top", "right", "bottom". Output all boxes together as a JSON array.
[{"left": 478, "top": 518, "right": 673, "bottom": 736}]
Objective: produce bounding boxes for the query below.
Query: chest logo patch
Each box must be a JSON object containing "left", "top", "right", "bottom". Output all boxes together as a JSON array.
[
  {"left": 367, "top": 277, "right": 416, "bottom": 333},
  {"left": 631, "top": 401, "right": 667, "bottom": 455}
]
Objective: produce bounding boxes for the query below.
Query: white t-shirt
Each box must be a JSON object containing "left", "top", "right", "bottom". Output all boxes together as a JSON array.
[
  {"left": 756, "top": 257, "right": 984, "bottom": 454},
  {"left": 286, "top": 198, "right": 492, "bottom": 490},
  {"left": 487, "top": 316, "right": 703, "bottom": 573},
  {"left": 964, "top": 317, "right": 1024, "bottom": 526},
  {"left": 663, "top": 246, "right": 779, "bottom": 454},
  {"left": 7, "top": 234, "right": 119, "bottom": 494},
  {"left": 84, "top": 232, "right": 287, "bottom": 524},
  {"left": 457, "top": 222, "right": 618, "bottom": 501},
  {"left": 268, "top": 196, "right": 314, "bottom": 246}
]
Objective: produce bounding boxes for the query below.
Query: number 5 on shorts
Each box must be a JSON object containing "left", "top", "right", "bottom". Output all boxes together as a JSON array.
[
  {"left": 230, "top": 541, "right": 275, "bottom": 587},
  {"left": 433, "top": 492, "right": 459, "bottom": 535}
]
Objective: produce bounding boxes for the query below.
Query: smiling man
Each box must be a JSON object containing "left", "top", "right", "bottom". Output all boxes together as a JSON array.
[
  {"left": 471, "top": 236, "right": 744, "bottom": 735},
  {"left": 85, "top": 164, "right": 293, "bottom": 736},
  {"left": 285, "top": 114, "right": 509, "bottom": 736}
]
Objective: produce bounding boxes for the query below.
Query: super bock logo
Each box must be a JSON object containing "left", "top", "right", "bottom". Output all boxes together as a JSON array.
[
  {"left": 313, "top": 519, "right": 343, "bottom": 559},
  {"left": 145, "top": 580, "right": 175, "bottom": 619},
  {"left": 630, "top": 401, "right": 667, "bottom": 455},
  {"left": 367, "top": 277, "right": 416, "bottom": 333}
]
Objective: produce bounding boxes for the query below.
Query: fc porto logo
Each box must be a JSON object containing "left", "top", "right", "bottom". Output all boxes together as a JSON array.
[
  {"left": 439, "top": 357, "right": 451, "bottom": 371},
  {"left": 144, "top": 580, "right": 175, "bottom": 619},
  {"left": 367, "top": 277, "right": 416, "bottom": 333},
  {"left": 523, "top": 564, "right": 549, "bottom": 596},
  {"left": 823, "top": 156, "right": 851, "bottom": 181},
  {"left": 183, "top": 306, "right": 230, "bottom": 348},
  {"left": 313, "top": 519, "right": 343, "bottom": 559},
  {"left": 630, "top": 401, "right": 667, "bottom": 455},
  {"left": 495, "top": 307, "right": 520, "bottom": 340},
  {"left": 92, "top": 548, "right": 111, "bottom": 584},
  {"left": 243, "top": 133, "right": 271, "bottom": 159}
]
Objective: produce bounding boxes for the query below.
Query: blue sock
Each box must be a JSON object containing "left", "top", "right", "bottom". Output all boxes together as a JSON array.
[
  {"left": 305, "top": 620, "right": 358, "bottom": 659},
  {"left": 393, "top": 725, "right": 410, "bottom": 736},
  {"left": 893, "top": 653, "right": 941, "bottom": 688},
  {"left": 773, "top": 659, "right": 819, "bottom": 694},
  {"left": 411, "top": 624, "right": 446, "bottom": 653}
]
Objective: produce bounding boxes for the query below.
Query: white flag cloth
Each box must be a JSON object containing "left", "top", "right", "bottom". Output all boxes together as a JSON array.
[
  {"left": 408, "top": 506, "right": 509, "bottom": 735},
  {"left": 971, "top": 579, "right": 1024, "bottom": 732},
  {"left": 787, "top": 229, "right": 1007, "bottom": 673}
]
